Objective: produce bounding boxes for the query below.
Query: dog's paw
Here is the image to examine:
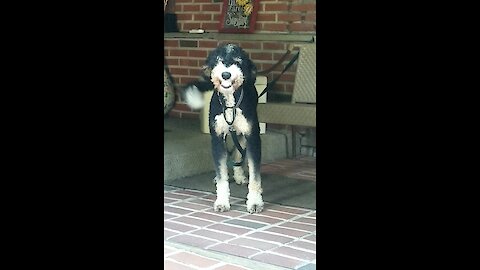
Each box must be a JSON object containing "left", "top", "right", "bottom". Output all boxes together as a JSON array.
[
  {"left": 233, "top": 167, "right": 248, "bottom": 185},
  {"left": 184, "top": 85, "right": 205, "bottom": 110},
  {"left": 214, "top": 201, "right": 231, "bottom": 212},
  {"left": 246, "top": 192, "right": 264, "bottom": 213},
  {"left": 233, "top": 175, "right": 248, "bottom": 185},
  {"left": 247, "top": 202, "right": 264, "bottom": 213}
]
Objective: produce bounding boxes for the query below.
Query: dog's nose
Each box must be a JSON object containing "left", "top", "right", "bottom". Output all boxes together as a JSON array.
[{"left": 221, "top": 72, "right": 231, "bottom": 80}]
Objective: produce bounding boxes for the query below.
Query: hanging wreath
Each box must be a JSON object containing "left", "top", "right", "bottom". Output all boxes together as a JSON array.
[
  {"left": 164, "top": 0, "right": 176, "bottom": 116},
  {"left": 164, "top": 68, "right": 175, "bottom": 115}
]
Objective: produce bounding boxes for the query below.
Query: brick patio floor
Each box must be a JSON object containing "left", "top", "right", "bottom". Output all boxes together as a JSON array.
[{"left": 164, "top": 156, "right": 316, "bottom": 270}]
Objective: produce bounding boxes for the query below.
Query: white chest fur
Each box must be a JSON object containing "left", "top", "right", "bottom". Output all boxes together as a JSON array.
[
  {"left": 214, "top": 92, "right": 251, "bottom": 136},
  {"left": 214, "top": 109, "right": 251, "bottom": 136}
]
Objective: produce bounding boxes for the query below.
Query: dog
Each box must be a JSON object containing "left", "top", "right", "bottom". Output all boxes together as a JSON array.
[{"left": 182, "top": 44, "right": 264, "bottom": 214}]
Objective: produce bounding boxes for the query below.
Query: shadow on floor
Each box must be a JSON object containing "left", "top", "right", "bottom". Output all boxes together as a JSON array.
[{"left": 166, "top": 172, "right": 316, "bottom": 210}]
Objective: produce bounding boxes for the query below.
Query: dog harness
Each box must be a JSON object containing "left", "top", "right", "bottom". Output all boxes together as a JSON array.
[{"left": 217, "top": 89, "right": 246, "bottom": 167}]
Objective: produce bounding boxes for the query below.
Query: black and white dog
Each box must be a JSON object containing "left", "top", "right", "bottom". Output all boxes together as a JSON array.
[{"left": 182, "top": 44, "right": 263, "bottom": 214}]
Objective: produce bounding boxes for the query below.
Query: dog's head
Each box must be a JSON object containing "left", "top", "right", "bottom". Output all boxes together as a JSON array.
[{"left": 201, "top": 44, "right": 257, "bottom": 95}]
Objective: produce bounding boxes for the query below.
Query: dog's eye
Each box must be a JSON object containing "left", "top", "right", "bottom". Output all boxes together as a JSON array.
[{"left": 233, "top": 57, "right": 242, "bottom": 64}]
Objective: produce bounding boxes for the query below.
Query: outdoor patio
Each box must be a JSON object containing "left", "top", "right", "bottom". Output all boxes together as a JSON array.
[{"left": 164, "top": 156, "right": 316, "bottom": 270}]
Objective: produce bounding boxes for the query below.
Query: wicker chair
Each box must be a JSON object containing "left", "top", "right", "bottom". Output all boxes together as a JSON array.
[{"left": 257, "top": 42, "right": 316, "bottom": 157}]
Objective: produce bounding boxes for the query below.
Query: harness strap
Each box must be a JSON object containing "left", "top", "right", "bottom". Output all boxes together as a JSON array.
[
  {"left": 218, "top": 88, "right": 244, "bottom": 125},
  {"left": 223, "top": 106, "right": 236, "bottom": 126},
  {"left": 217, "top": 89, "right": 247, "bottom": 166}
]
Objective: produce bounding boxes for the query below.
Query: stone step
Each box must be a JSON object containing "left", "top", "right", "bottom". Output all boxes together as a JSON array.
[{"left": 164, "top": 117, "right": 289, "bottom": 183}]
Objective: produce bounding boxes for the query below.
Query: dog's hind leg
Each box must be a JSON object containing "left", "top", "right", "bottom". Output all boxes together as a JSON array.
[
  {"left": 212, "top": 135, "right": 231, "bottom": 212},
  {"left": 233, "top": 135, "right": 248, "bottom": 185},
  {"left": 245, "top": 133, "right": 264, "bottom": 213}
]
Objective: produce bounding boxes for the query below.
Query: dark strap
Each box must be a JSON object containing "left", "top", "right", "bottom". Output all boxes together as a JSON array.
[
  {"left": 257, "top": 49, "right": 292, "bottom": 76},
  {"left": 258, "top": 51, "right": 300, "bottom": 99},
  {"left": 229, "top": 128, "right": 246, "bottom": 166},
  {"left": 219, "top": 89, "right": 244, "bottom": 126},
  {"left": 217, "top": 89, "right": 247, "bottom": 167}
]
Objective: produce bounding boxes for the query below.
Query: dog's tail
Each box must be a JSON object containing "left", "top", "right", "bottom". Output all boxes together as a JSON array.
[{"left": 182, "top": 79, "right": 214, "bottom": 110}]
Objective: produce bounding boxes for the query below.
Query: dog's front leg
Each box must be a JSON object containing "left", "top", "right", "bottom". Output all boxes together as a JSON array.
[
  {"left": 245, "top": 133, "right": 264, "bottom": 213},
  {"left": 212, "top": 134, "right": 231, "bottom": 212}
]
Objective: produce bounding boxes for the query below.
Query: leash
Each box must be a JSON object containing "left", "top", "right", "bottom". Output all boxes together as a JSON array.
[
  {"left": 217, "top": 89, "right": 246, "bottom": 167},
  {"left": 257, "top": 51, "right": 300, "bottom": 99},
  {"left": 257, "top": 48, "right": 293, "bottom": 76}
]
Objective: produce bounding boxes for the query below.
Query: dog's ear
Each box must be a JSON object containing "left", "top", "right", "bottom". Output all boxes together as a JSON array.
[
  {"left": 201, "top": 65, "right": 212, "bottom": 79},
  {"left": 250, "top": 63, "right": 257, "bottom": 79},
  {"left": 249, "top": 59, "right": 257, "bottom": 81}
]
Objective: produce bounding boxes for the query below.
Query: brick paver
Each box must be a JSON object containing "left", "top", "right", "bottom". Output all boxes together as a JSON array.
[
  {"left": 264, "top": 226, "right": 311, "bottom": 238},
  {"left": 228, "top": 237, "right": 280, "bottom": 251},
  {"left": 207, "top": 243, "right": 260, "bottom": 258},
  {"left": 192, "top": 229, "right": 237, "bottom": 242},
  {"left": 169, "top": 234, "right": 217, "bottom": 249},
  {"left": 257, "top": 209, "right": 297, "bottom": 220},
  {"left": 164, "top": 156, "right": 316, "bottom": 270},
  {"left": 279, "top": 221, "right": 316, "bottom": 232},
  {"left": 270, "top": 246, "right": 317, "bottom": 261},
  {"left": 171, "top": 216, "right": 216, "bottom": 227},
  {"left": 240, "top": 214, "right": 284, "bottom": 225},
  {"left": 260, "top": 156, "right": 316, "bottom": 182},
  {"left": 164, "top": 245, "right": 249, "bottom": 270},
  {"left": 246, "top": 231, "right": 295, "bottom": 244},
  {"left": 251, "top": 252, "right": 304, "bottom": 269},
  {"left": 214, "top": 265, "right": 249, "bottom": 270},
  {"left": 224, "top": 219, "right": 267, "bottom": 229},
  {"left": 207, "top": 223, "right": 252, "bottom": 235}
]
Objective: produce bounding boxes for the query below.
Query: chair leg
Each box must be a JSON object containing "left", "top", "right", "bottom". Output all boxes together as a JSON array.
[{"left": 292, "top": 126, "right": 296, "bottom": 159}]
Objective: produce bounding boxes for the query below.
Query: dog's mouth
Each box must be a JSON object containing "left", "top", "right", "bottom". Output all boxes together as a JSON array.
[{"left": 221, "top": 83, "right": 232, "bottom": 89}]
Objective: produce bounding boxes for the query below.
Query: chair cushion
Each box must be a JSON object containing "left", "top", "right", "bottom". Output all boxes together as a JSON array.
[{"left": 257, "top": 103, "right": 316, "bottom": 127}]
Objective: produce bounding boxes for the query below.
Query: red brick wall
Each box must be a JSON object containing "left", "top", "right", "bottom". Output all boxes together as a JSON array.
[
  {"left": 173, "top": 0, "right": 316, "bottom": 33},
  {"left": 165, "top": 0, "right": 316, "bottom": 118}
]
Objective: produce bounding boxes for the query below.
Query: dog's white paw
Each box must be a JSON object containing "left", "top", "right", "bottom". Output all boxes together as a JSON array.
[
  {"left": 214, "top": 198, "right": 231, "bottom": 212},
  {"left": 246, "top": 192, "right": 264, "bottom": 213},
  {"left": 233, "top": 167, "right": 248, "bottom": 185},
  {"left": 184, "top": 85, "right": 205, "bottom": 110},
  {"left": 215, "top": 179, "right": 230, "bottom": 212},
  {"left": 234, "top": 175, "right": 248, "bottom": 185}
]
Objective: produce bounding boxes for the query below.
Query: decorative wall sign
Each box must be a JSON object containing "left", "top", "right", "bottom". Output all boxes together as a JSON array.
[{"left": 219, "top": 0, "right": 260, "bottom": 33}]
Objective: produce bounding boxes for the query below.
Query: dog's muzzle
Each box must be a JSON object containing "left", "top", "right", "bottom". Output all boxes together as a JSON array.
[
  {"left": 220, "top": 72, "right": 233, "bottom": 89},
  {"left": 221, "top": 72, "right": 231, "bottom": 80}
]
